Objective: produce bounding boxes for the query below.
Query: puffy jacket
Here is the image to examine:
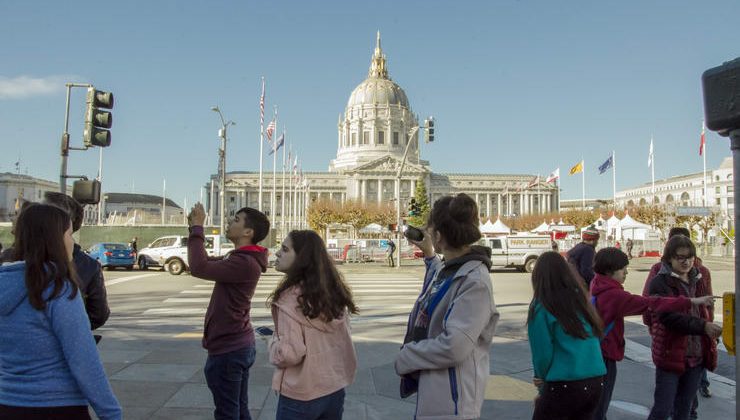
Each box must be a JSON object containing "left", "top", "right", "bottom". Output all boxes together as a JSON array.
[
  {"left": 589, "top": 273, "right": 690, "bottom": 361},
  {"left": 395, "top": 248, "right": 499, "bottom": 420},
  {"left": 647, "top": 265, "right": 717, "bottom": 373},
  {"left": 269, "top": 286, "right": 357, "bottom": 401},
  {"left": 642, "top": 257, "right": 714, "bottom": 324}
]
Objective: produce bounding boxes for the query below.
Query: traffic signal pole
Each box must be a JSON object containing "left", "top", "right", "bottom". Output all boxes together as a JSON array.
[
  {"left": 395, "top": 126, "right": 420, "bottom": 268},
  {"left": 59, "top": 83, "right": 92, "bottom": 194}
]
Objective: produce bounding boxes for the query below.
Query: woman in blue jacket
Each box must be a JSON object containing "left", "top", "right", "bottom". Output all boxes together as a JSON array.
[
  {"left": 528, "top": 251, "right": 606, "bottom": 420},
  {"left": 0, "top": 204, "right": 121, "bottom": 419}
]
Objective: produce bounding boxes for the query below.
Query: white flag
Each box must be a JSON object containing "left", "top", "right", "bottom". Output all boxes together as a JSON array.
[
  {"left": 648, "top": 138, "right": 654, "bottom": 167},
  {"left": 545, "top": 168, "right": 560, "bottom": 183}
]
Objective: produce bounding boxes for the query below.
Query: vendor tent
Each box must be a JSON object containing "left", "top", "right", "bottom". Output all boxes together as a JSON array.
[
  {"left": 618, "top": 213, "right": 653, "bottom": 240},
  {"left": 482, "top": 217, "right": 511, "bottom": 235},
  {"left": 531, "top": 220, "right": 550, "bottom": 233}
]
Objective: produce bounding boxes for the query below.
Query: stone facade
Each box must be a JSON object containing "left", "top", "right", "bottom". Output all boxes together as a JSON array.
[{"left": 206, "top": 33, "right": 557, "bottom": 230}]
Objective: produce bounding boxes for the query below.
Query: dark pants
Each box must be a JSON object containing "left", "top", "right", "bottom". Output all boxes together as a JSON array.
[
  {"left": 387, "top": 252, "right": 395, "bottom": 267},
  {"left": 276, "top": 388, "right": 346, "bottom": 420},
  {"left": 690, "top": 368, "right": 710, "bottom": 417},
  {"left": 593, "top": 358, "right": 617, "bottom": 420},
  {"left": 533, "top": 376, "right": 604, "bottom": 420},
  {"left": 0, "top": 404, "right": 90, "bottom": 420},
  {"left": 205, "top": 346, "right": 257, "bottom": 420},
  {"left": 648, "top": 365, "right": 703, "bottom": 420}
]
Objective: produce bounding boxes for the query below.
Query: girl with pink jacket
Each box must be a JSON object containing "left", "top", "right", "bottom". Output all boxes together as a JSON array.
[{"left": 269, "top": 230, "right": 358, "bottom": 420}]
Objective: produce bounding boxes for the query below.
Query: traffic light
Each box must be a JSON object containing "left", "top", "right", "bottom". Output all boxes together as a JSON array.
[
  {"left": 83, "top": 87, "right": 114, "bottom": 148},
  {"left": 426, "top": 117, "right": 435, "bottom": 142}
]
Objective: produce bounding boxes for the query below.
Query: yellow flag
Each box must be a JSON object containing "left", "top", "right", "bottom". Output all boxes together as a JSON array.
[{"left": 569, "top": 160, "right": 583, "bottom": 175}]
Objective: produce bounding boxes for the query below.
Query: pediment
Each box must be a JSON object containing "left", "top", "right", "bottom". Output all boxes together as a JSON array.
[{"left": 349, "top": 156, "right": 428, "bottom": 175}]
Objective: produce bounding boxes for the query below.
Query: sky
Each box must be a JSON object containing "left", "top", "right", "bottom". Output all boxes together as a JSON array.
[{"left": 1, "top": 0, "right": 739, "bottom": 207}]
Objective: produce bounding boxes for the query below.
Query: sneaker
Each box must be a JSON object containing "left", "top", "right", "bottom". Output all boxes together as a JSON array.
[{"left": 700, "top": 385, "right": 712, "bottom": 398}]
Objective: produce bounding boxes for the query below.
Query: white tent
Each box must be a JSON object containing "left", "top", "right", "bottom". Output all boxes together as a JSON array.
[
  {"left": 482, "top": 217, "right": 510, "bottom": 235},
  {"left": 359, "top": 223, "right": 386, "bottom": 234},
  {"left": 531, "top": 220, "right": 550, "bottom": 233},
  {"left": 618, "top": 213, "right": 653, "bottom": 240},
  {"left": 591, "top": 216, "right": 606, "bottom": 231},
  {"left": 605, "top": 213, "right": 621, "bottom": 239}
]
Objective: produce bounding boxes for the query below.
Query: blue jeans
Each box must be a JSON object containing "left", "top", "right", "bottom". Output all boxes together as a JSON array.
[
  {"left": 648, "top": 365, "right": 703, "bottom": 420},
  {"left": 593, "top": 358, "right": 617, "bottom": 420},
  {"left": 205, "top": 346, "right": 256, "bottom": 420},
  {"left": 276, "top": 388, "right": 346, "bottom": 420}
]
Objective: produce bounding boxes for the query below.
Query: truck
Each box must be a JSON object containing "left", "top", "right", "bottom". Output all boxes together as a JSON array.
[
  {"left": 479, "top": 234, "right": 552, "bottom": 273},
  {"left": 137, "top": 234, "right": 234, "bottom": 275}
]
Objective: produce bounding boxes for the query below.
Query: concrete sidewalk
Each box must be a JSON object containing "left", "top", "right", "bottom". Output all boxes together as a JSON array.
[{"left": 97, "top": 331, "right": 735, "bottom": 419}]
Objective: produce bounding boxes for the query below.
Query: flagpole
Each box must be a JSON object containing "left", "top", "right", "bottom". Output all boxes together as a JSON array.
[
  {"left": 258, "top": 77, "right": 265, "bottom": 212},
  {"left": 612, "top": 150, "right": 616, "bottom": 210},
  {"left": 281, "top": 130, "right": 287, "bottom": 235},
  {"left": 537, "top": 174, "right": 541, "bottom": 214},
  {"left": 581, "top": 158, "right": 585, "bottom": 209},
  {"left": 271, "top": 105, "right": 278, "bottom": 222},
  {"left": 651, "top": 137, "right": 656, "bottom": 203}
]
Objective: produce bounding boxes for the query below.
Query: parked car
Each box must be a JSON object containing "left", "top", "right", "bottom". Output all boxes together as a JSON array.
[
  {"left": 87, "top": 243, "right": 135, "bottom": 270},
  {"left": 137, "top": 234, "right": 232, "bottom": 275}
]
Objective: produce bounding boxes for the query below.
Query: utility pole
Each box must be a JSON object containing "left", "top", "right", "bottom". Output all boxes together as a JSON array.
[{"left": 211, "top": 106, "right": 235, "bottom": 235}]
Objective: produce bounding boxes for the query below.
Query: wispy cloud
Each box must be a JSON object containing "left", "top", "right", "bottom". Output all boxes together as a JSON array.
[{"left": 0, "top": 75, "right": 75, "bottom": 99}]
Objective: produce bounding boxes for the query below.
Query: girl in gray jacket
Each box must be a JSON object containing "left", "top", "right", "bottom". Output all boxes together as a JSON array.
[{"left": 396, "top": 193, "right": 499, "bottom": 420}]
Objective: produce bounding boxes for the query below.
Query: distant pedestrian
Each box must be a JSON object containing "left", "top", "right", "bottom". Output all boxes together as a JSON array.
[
  {"left": 187, "top": 202, "right": 270, "bottom": 420},
  {"left": 269, "top": 230, "right": 358, "bottom": 420},
  {"left": 589, "top": 247, "right": 712, "bottom": 420},
  {"left": 387, "top": 238, "right": 396, "bottom": 267},
  {"left": 0, "top": 203, "right": 121, "bottom": 419},
  {"left": 551, "top": 240, "right": 559, "bottom": 252},
  {"left": 645, "top": 235, "right": 721, "bottom": 420},
  {"left": 626, "top": 238, "right": 634, "bottom": 259},
  {"left": 130, "top": 236, "right": 138, "bottom": 256},
  {"left": 44, "top": 192, "right": 110, "bottom": 334},
  {"left": 528, "top": 251, "right": 606, "bottom": 420},
  {"left": 396, "top": 193, "right": 499, "bottom": 419},
  {"left": 567, "top": 226, "right": 600, "bottom": 286}
]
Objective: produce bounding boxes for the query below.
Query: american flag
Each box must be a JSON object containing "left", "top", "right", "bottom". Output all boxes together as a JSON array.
[{"left": 265, "top": 120, "right": 276, "bottom": 142}]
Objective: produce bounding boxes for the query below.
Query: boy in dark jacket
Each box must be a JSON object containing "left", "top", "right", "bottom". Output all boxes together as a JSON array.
[
  {"left": 44, "top": 192, "right": 110, "bottom": 332},
  {"left": 188, "top": 203, "right": 270, "bottom": 420}
]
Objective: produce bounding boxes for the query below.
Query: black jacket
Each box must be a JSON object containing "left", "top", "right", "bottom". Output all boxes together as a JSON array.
[{"left": 73, "top": 244, "right": 110, "bottom": 330}]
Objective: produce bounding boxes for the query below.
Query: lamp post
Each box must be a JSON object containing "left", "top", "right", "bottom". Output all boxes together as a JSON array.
[
  {"left": 395, "top": 117, "right": 434, "bottom": 268},
  {"left": 211, "top": 106, "right": 235, "bottom": 235}
]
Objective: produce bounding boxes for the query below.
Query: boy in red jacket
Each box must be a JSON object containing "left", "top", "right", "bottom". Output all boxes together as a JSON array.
[
  {"left": 589, "top": 247, "right": 712, "bottom": 420},
  {"left": 188, "top": 203, "right": 270, "bottom": 420}
]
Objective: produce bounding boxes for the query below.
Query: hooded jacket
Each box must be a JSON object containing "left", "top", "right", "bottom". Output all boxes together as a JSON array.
[
  {"left": 395, "top": 246, "right": 499, "bottom": 420},
  {"left": 567, "top": 242, "right": 596, "bottom": 285},
  {"left": 188, "top": 225, "right": 268, "bottom": 355},
  {"left": 0, "top": 261, "right": 121, "bottom": 419},
  {"left": 589, "top": 273, "right": 690, "bottom": 361},
  {"left": 268, "top": 286, "right": 357, "bottom": 401},
  {"left": 647, "top": 263, "right": 717, "bottom": 373},
  {"left": 642, "top": 257, "right": 713, "bottom": 324}
]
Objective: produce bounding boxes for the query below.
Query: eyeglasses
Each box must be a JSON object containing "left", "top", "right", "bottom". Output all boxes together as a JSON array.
[{"left": 673, "top": 254, "right": 695, "bottom": 263}]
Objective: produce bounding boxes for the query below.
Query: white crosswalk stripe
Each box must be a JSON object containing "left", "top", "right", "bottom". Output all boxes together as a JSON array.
[{"left": 142, "top": 273, "right": 424, "bottom": 330}]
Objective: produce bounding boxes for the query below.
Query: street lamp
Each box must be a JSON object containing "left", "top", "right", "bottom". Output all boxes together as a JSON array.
[
  {"left": 395, "top": 117, "right": 435, "bottom": 268},
  {"left": 211, "top": 106, "right": 235, "bottom": 235}
]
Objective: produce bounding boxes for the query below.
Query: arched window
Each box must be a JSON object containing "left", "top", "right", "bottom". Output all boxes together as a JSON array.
[
  {"left": 680, "top": 192, "right": 690, "bottom": 203},
  {"left": 639, "top": 198, "right": 647, "bottom": 206},
  {"left": 665, "top": 194, "right": 674, "bottom": 203},
  {"left": 627, "top": 200, "right": 635, "bottom": 207},
  {"left": 653, "top": 196, "right": 660, "bottom": 204}
]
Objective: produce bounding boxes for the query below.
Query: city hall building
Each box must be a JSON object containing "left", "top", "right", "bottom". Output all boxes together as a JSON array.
[{"left": 206, "top": 34, "right": 557, "bottom": 228}]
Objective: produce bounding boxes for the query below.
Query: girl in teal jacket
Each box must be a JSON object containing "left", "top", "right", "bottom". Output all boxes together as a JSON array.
[{"left": 527, "top": 252, "right": 606, "bottom": 420}]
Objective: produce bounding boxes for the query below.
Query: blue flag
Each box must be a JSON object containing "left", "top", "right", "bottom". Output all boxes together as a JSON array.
[
  {"left": 269, "top": 132, "right": 285, "bottom": 156},
  {"left": 598, "top": 155, "right": 613, "bottom": 174}
]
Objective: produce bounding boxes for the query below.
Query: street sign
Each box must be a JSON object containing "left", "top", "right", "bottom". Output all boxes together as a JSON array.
[{"left": 675, "top": 206, "right": 712, "bottom": 217}]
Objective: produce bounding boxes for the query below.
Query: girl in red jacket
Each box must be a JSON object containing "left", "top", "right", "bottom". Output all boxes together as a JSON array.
[{"left": 589, "top": 247, "right": 712, "bottom": 420}]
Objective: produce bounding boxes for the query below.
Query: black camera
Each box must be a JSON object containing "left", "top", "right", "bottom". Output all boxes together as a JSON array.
[
  {"left": 702, "top": 57, "right": 740, "bottom": 136},
  {"left": 404, "top": 225, "right": 424, "bottom": 241}
]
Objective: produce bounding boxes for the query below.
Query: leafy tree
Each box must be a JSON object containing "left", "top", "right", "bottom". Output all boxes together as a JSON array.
[
  {"left": 306, "top": 200, "right": 341, "bottom": 238},
  {"left": 408, "top": 178, "right": 431, "bottom": 227}
]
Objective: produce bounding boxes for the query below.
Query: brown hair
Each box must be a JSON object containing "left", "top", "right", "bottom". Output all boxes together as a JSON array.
[
  {"left": 44, "top": 192, "right": 84, "bottom": 232},
  {"left": 13, "top": 203, "right": 79, "bottom": 310},
  {"left": 269, "top": 230, "right": 358, "bottom": 320},
  {"left": 527, "top": 251, "right": 603, "bottom": 339},
  {"left": 661, "top": 235, "right": 696, "bottom": 264},
  {"left": 427, "top": 193, "right": 481, "bottom": 249}
]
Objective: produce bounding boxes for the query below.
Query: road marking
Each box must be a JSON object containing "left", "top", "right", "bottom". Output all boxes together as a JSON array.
[
  {"left": 610, "top": 400, "right": 650, "bottom": 416},
  {"left": 106, "top": 273, "right": 159, "bottom": 286}
]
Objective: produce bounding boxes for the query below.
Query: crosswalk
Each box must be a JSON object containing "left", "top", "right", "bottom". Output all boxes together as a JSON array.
[{"left": 141, "top": 271, "right": 425, "bottom": 336}]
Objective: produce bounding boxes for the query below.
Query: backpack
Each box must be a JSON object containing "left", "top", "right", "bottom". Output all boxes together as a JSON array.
[{"left": 590, "top": 295, "right": 615, "bottom": 339}]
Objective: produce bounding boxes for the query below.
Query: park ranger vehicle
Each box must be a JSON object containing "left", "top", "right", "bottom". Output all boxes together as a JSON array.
[
  {"left": 479, "top": 234, "right": 552, "bottom": 273},
  {"left": 137, "top": 234, "right": 233, "bottom": 275}
]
